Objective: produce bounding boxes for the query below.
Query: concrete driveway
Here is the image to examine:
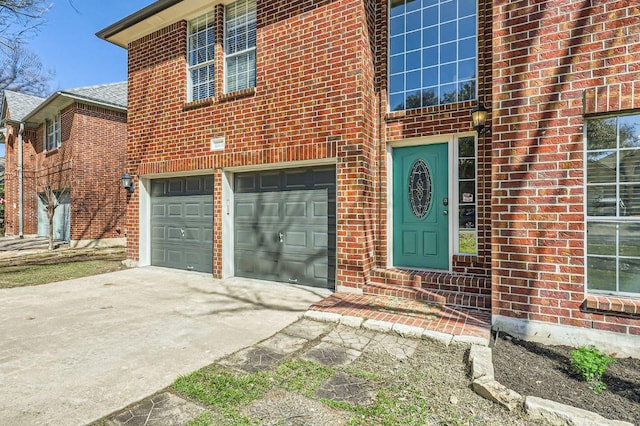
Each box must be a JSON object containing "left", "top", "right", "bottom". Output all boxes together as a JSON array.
[{"left": 0, "top": 267, "right": 330, "bottom": 426}]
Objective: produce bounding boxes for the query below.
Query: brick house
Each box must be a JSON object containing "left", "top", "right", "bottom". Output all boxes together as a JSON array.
[
  {"left": 0, "top": 83, "right": 128, "bottom": 247},
  {"left": 98, "top": 0, "right": 640, "bottom": 356}
]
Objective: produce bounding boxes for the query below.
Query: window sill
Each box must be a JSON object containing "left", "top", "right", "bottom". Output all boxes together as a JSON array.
[
  {"left": 45, "top": 148, "right": 60, "bottom": 156},
  {"left": 584, "top": 294, "right": 640, "bottom": 316},
  {"left": 219, "top": 87, "right": 256, "bottom": 103},
  {"left": 183, "top": 88, "right": 256, "bottom": 112}
]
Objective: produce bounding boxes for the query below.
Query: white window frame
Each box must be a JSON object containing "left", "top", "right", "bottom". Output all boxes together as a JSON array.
[
  {"left": 224, "top": 0, "right": 257, "bottom": 93},
  {"left": 187, "top": 11, "right": 216, "bottom": 102},
  {"left": 453, "top": 134, "right": 478, "bottom": 255},
  {"left": 585, "top": 113, "right": 640, "bottom": 296},
  {"left": 45, "top": 113, "right": 61, "bottom": 151}
]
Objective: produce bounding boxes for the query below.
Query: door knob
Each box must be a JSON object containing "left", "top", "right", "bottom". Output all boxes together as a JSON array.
[
  {"left": 278, "top": 232, "right": 284, "bottom": 243},
  {"left": 443, "top": 210, "right": 448, "bottom": 215}
]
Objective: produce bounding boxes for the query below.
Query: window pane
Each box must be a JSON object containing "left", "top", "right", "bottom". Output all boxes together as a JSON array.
[
  {"left": 587, "top": 222, "right": 617, "bottom": 256},
  {"left": 458, "top": 79, "right": 475, "bottom": 101},
  {"left": 587, "top": 151, "right": 616, "bottom": 183},
  {"left": 459, "top": 159, "right": 475, "bottom": 179},
  {"left": 459, "top": 207, "right": 475, "bottom": 228},
  {"left": 390, "top": 93, "right": 405, "bottom": 111},
  {"left": 390, "top": 0, "right": 405, "bottom": 17},
  {"left": 440, "top": 21, "right": 456, "bottom": 43},
  {"left": 440, "top": 83, "right": 457, "bottom": 104},
  {"left": 406, "top": 11, "right": 421, "bottom": 32},
  {"left": 620, "top": 184, "right": 640, "bottom": 217},
  {"left": 423, "top": 5, "right": 438, "bottom": 27},
  {"left": 619, "top": 223, "right": 640, "bottom": 256},
  {"left": 459, "top": 16, "right": 476, "bottom": 38},
  {"left": 390, "top": 35, "right": 404, "bottom": 55},
  {"left": 422, "top": 66, "right": 438, "bottom": 86},
  {"left": 587, "top": 256, "right": 617, "bottom": 292},
  {"left": 587, "top": 118, "right": 616, "bottom": 151},
  {"left": 440, "top": 0, "right": 456, "bottom": 22},
  {"left": 440, "top": 62, "right": 456, "bottom": 84},
  {"left": 586, "top": 185, "right": 617, "bottom": 216},
  {"left": 440, "top": 41, "right": 456, "bottom": 63},
  {"left": 619, "top": 114, "right": 640, "bottom": 148},
  {"left": 459, "top": 181, "right": 475, "bottom": 203},
  {"left": 619, "top": 149, "right": 640, "bottom": 182},
  {"left": 406, "top": 30, "right": 421, "bottom": 51},
  {"left": 459, "top": 230, "right": 477, "bottom": 254},
  {"left": 619, "top": 258, "right": 640, "bottom": 293},
  {"left": 459, "top": 0, "right": 476, "bottom": 17},
  {"left": 421, "top": 88, "right": 438, "bottom": 106},
  {"left": 459, "top": 136, "right": 474, "bottom": 157}
]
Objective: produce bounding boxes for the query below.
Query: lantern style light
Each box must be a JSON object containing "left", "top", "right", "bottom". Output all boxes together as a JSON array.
[
  {"left": 121, "top": 173, "right": 135, "bottom": 193},
  {"left": 471, "top": 103, "right": 491, "bottom": 134}
]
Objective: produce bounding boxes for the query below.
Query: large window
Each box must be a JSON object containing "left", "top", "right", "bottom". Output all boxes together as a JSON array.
[
  {"left": 586, "top": 113, "right": 640, "bottom": 295},
  {"left": 45, "top": 113, "right": 61, "bottom": 151},
  {"left": 389, "top": 0, "right": 477, "bottom": 111},
  {"left": 188, "top": 11, "right": 216, "bottom": 101},
  {"left": 225, "top": 0, "right": 257, "bottom": 93}
]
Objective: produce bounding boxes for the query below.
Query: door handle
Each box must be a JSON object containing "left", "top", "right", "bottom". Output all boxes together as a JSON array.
[
  {"left": 181, "top": 229, "right": 185, "bottom": 237},
  {"left": 278, "top": 232, "right": 284, "bottom": 243},
  {"left": 443, "top": 210, "right": 448, "bottom": 215}
]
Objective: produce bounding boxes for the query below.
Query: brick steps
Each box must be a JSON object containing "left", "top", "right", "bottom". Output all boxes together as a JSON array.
[{"left": 364, "top": 268, "right": 491, "bottom": 311}]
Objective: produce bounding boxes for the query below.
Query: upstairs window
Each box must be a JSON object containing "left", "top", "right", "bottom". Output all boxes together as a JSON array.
[
  {"left": 389, "top": 0, "right": 477, "bottom": 111},
  {"left": 188, "top": 11, "right": 216, "bottom": 101},
  {"left": 45, "top": 113, "right": 61, "bottom": 151},
  {"left": 586, "top": 113, "right": 640, "bottom": 296},
  {"left": 225, "top": 0, "right": 257, "bottom": 93}
]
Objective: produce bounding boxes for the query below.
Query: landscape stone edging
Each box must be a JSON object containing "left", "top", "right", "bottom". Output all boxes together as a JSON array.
[
  {"left": 303, "top": 310, "right": 490, "bottom": 347},
  {"left": 468, "top": 344, "right": 634, "bottom": 426}
]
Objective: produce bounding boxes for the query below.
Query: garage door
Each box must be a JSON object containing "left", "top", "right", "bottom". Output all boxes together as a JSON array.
[
  {"left": 150, "top": 176, "right": 214, "bottom": 272},
  {"left": 235, "top": 167, "right": 336, "bottom": 289}
]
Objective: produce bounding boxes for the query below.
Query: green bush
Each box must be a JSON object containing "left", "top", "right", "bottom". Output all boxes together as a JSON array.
[{"left": 570, "top": 345, "right": 615, "bottom": 394}]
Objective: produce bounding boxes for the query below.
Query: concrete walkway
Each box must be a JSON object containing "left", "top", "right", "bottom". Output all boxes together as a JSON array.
[{"left": 0, "top": 267, "right": 330, "bottom": 426}]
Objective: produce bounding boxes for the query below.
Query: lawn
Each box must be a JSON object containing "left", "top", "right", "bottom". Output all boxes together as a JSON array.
[{"left": 0, "top": 260, "right": 126, "bottom": 289}]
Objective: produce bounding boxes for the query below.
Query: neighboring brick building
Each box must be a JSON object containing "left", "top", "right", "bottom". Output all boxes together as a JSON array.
[
  {"left": 0, "top": 83, "right": 128, "bottom": 247},
  {"left": 99, "top": 0, "right": 640, "bottom": 355}
]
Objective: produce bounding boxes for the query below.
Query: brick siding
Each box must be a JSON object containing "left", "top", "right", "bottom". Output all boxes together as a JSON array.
[{"left": 492, "top": 0, "right": 640, "bottom": 334}]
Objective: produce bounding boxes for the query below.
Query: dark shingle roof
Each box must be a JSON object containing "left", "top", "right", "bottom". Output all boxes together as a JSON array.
[
  {"left": 61, "top": 82, "right": 127, "bottom": 109},
  {"left": 2, "top": 91, "right": 46, "bottom": 122}
]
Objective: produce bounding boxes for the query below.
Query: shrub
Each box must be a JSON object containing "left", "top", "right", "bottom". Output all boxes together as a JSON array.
[{"left": 570, "top": 345, "right": 615, "bottom": 394}]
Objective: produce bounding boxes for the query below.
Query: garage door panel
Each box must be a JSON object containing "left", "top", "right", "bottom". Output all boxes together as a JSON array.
[
  {"left": 284, "top": 231, "right": 306, "bottom": 248},
  {"left": 151, "top": 204, "right": 167, "bottom": 218},
  {"left": 285, "top": 201, "right": 306, "bottom": 217},
  {"left": 167, "top": 204, "right": 183, "bottom": 217},
  {"left": 150, "top": 176, "right": 213, "bottom": 273},
  {"left": 235, "top": 168, "right": 336, "bottom": 289}
]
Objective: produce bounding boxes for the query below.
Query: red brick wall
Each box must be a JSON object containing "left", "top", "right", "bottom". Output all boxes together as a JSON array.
[
  {"left": 126, "top": 0, "right": 378, "bottom": 288},
  {"left": 492, "top": 0, "right": 640, "bottom": 334},
  {"left": 3, "top": 125, "right": 39, "bottom": 236},
  {"left": 68, "top": 103, "right": 127, "bottom": 242},
  {"left": 3, "top": 102, "right": 127, "bottom": 243}
]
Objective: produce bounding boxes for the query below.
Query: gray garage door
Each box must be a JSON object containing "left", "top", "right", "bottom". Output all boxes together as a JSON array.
[
  {"left": 150, "top": 176, "right": 214, "bottom": 272},
  {"left": 235, "top": 167, "right": 336, "bottom": 289}
]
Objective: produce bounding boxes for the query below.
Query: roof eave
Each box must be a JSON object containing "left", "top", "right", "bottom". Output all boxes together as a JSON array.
[{"left": 96, "top": 0, "right": 184, "bottom": 47}]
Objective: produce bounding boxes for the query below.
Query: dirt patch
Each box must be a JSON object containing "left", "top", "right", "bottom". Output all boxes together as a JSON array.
[{"left": 492, "top": 333, "right": 640, "bottom": 424}]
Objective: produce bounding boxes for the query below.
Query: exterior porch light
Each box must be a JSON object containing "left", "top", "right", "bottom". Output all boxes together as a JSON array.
[
  {"left": 121, "top": 173, "right": 135, "bottom": 193},
  {"left": 471, "top": 103, "right": 491, "bottom": 135}
]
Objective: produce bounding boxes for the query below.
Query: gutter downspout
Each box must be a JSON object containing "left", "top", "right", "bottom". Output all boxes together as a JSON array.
[{"left": 18, "top": 122, "right": 24, "bottom": 238}]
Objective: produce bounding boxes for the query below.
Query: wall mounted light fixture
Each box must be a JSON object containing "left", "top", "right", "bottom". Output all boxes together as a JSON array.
[
  {"left": 121, "top": 173, "right": 135, "bottom": 193},
  {"left": 471, "top": 103, "right": 491, "bottom": 135}
]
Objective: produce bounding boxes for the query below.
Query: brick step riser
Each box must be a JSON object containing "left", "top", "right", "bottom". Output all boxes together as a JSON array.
[{"left": 363, "top": 282, "right": 491, "bottom": 311}]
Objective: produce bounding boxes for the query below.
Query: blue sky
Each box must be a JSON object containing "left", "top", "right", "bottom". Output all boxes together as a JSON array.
[
  {"left": 1, "top": 0, "right": 153, "bottom": 157},
  {"left": 32, "top": 0, "right": 153, "bottom": 90}
]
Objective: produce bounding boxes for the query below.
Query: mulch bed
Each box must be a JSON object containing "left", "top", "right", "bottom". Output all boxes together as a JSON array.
[{"left": 492, "top": 333, "right": 640, "bottom": 424}]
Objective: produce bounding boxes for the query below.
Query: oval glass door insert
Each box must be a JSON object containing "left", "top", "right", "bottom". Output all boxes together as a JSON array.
[{"left": 408, "top": 159, "right": 432, "bottom": 218}]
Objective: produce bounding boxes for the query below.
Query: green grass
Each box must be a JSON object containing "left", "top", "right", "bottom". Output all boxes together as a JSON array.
[
  {"left": 174, "top": 359, "right": 445, "bottom": 426},
  {"left": 0, "top": 260, "right": 125, "bottom": 289},
  {"left": 458, "top": 231, "right": 477, "bottom": 254}
]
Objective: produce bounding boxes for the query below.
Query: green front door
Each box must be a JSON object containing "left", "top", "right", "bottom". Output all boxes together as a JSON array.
[{"left": 393, "top": 143, "right": 449, "bottom": 269}]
